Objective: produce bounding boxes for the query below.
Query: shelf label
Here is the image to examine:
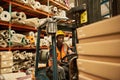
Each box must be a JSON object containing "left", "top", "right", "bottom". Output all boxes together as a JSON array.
[{"left": 80, "top": 11, "right": 87, "bottom": 24}]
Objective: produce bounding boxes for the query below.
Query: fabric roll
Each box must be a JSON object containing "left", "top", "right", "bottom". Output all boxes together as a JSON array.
[
  {"left": 25, "top": 38, "right": 30, "bottom": 45},
  {"left": 12, "top": 12, "right": 26, "bottom": 22},
  {"left": 26, "top": 36, "right": 35, "bottom": 44},
  {"left": 11, "top": 34, "right": 25, "bottom": 43},
  {"left": 0, "top": 40, "right": 7, "bottom": 48},
  {"left": 28, "top": 0, "right": 35, "bottom": 5},
  {"left": 13, "top": 50, "right": 20, "bottom": 54},
  {"left": 0, "top": 35, "right": 3, "bottom": 41},
  {"left": 0, "top": 11, "right": 11, "bottom": 22},
  {"left": 0, "top": 30, "right": 9, "bottom": 39},
  {"left": 34, "top": 1, "right": 41, "bottom": 9},
  {"left": 27, "top": 0, "right": 35, "bottom": 9},
  {"left": 11, "top": 11, "right": 20, "bottom": 19},
  {"left": 19, "top": 18, "right": 40, "bottom": 27},
  {"left": 17, "top": 0, "right": 29, "bottom": 4},
  {"left": 5, "top": 38, "right": 10, "bottom": 43},
  {"left": 10, "top": 30, "right": 16, "bottom": 35},
  {"left": 12, "top": 18, "right": 22, "bottom": 22},
  {"left": 60, "top": 10, "right": 66, "bottom": 17},
  {"left": 19, "top": 12, "right": 27, "bottom": 20},
  {"left": 28, "top": 31, "right": 34, "bottom": 37},
  {"left": 21, "top": 0, "right": 28, "bottom": 4},
  {"left": 0, "top": 6, "right": 3, "bottom": 13}
]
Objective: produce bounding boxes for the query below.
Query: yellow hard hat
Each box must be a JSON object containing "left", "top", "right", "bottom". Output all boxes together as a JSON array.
[{"left": 56, "top": 30, "right": 64, "bottom": 37}]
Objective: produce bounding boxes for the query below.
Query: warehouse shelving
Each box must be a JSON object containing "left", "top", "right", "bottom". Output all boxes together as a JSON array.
[
  {"left": 3, "top": 0, "right": 53, "bottom": 18},
  {"left": 0, "top": 0, "right": 71, "bottom": 54},
  {"left": 10, "top": 46, "right": 49, "bottom": 51},
  {"left": 0, "top": 0, "right": 72, "bottom": 79},
  {"left": 49, "top": 0, "right": 70, "bottom": 10},
  {"left": 40, "top": 0, "right": 70, "bottom": 10}
]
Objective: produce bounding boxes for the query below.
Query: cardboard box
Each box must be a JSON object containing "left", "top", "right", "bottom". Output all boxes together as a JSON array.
[
  {"left": 77, "top": 15, "right": 120, "bottom": 40},
  {"left": 0, "top": 51, "right": 13, "bottom": 61},
  {"left": 78, "top": 55, "right": 120, "bottom": 63},
  {"left": 0, "top": 60, "right": 13, "bottom": 68},
  {"left": 78, "top": 72, "right": 107, "bottom": 80},
  {"left": 77, "top": 59, "right": 120, "bottom": 80},
  {"left": 78, "top": 33, "right": 120, "bottom": 43},
  {"left": 0, "top": 68, "right": 12, "bottom": 74},
  {"left": 1, "top": 72, "right": 26, "bottom": 80},
  {"left": 76, "top": 39, "right": 120, "bottom": 57}
]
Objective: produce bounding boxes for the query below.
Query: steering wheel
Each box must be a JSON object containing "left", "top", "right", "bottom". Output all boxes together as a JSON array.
[{"left": 60, "top": 53, "right": 77, "bottom": 66}]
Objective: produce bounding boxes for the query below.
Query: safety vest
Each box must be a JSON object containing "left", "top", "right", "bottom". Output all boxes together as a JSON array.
[
  {"left": 48, "top": 43, "right": 68, "bottom": 66},
  {"left": 56, "top": 43, "right": 68, "bottom": 61}
]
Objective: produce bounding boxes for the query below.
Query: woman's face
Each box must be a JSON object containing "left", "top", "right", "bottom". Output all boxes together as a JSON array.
[{"left": 57, "top": 35, "right": 64, "bottom": 44}]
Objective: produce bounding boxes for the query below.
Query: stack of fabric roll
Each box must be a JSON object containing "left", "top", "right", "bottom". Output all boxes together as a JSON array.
[
  {"left": 10, "top": 30, "right": 30, "bottom": 47},
  {"left": 11, "top": 11, "right": 41, "bottom": 28},
  {"left": 0, "top": 30, "right": 9, "bottom": 48},
  {"left": 13, "top": 0, "right": 51, "bottom": 13},
  {"left": 11, "top": 11, "right": 27, "bottom": 22},
  {"left": 13, "top": 0, "right": 41, "bottom": 10},
  {"left": 25, "top": 31, "right": 35, "bottom": 47},
  {"left": 19, "top": 18, "right": 41, "bottom": 28},
  {"left": 12, "top": 50, "right": 35, "bottom": 73},
  {"left": 0, "top": 6, "right": 11, "bottom": 22},
  {"left": 0, "top": 30, "right": 30, "bottom": 47}
]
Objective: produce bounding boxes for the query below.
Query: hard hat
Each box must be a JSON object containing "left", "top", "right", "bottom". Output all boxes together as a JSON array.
[{"left": 56, "top": 30, "right": 64, "bottom": 37}]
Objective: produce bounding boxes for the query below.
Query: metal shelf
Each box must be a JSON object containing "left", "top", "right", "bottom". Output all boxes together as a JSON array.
[
  {"left": 0, "top": 20, "right": 9, "bottom": 27},
  {"left": 3, "top": 0, "right": 53, "bottom": 18},
  {"left": 40, "top": 0, "right": 70, "bottom": 11},
  {"left": 0, "top": 47, "right": 10, "bottom": 51},
  {"left": 0, "top": 46, "right": 49, "bottom": 51}
]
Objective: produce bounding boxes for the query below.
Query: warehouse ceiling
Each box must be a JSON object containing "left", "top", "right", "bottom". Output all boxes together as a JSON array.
[{"left": 69, "top": 0, "right": 110, "bottom": 17}]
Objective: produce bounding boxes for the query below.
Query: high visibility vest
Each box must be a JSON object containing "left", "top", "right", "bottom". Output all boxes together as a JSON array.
[
  {"left": 56, "top": 44, "right": 68, "bottom": 61},
  {"left": 48, "top": 44, "right": 68, "bottom": 66}
]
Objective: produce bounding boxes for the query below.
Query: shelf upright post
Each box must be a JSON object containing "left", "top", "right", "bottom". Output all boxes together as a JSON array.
[
  {"left": 8, "top": 0, "right": 12, "bottom": 51},
  {"left": 47, "top": 0, "right": 50, "bottom": 18},
  {"left": 35, "top": 27, "right": 41, "bottom": 79}
]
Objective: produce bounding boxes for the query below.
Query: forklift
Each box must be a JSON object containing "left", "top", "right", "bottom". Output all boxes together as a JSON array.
[{"left": 34, "top": 16, "right": 78, "bottom": 80}]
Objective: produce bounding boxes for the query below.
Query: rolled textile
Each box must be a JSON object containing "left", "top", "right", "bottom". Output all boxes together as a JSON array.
[
  {"left": 26, "top": 36, "right": 35, "bottom": 44},
  {"left": 28, "top": 31, "right": 35, "bottom": 37},
  {"left": 12, "top": 12, "right": 26, "bottom": 19},
  {"left": 13, "top": 50, "right": 20, "bottom": 54},
  {"left": 19, "top": 18, "right": 40, "bottom": 27},
  {"left": 11, "top": 33, "right": 25, "bottom": 43},
  {"left": 28, "top": 0, "right": 35, "bottom": 5},
  {"left": 0, "top": 11, "right": 11, "bottom": 22},
  {"left": 14, "top": 0, "right": 29, "bottom": 4},
  {"left": 34, "top": 32, "right": 37, "bottom": 37},
  {"left": 0, "top": 40, "right": 7, "bottom": 48},
  {"left": 27, "top": 0, "right": 36, "bottom": 9},
  {"left": 10, "top": 30, "right": 16, "bottom": 35},
  {"left": 0, "top": 6, "right": 3, "bottom": 13},
  {"left": 12, "top": 16, "right": 23, "bottom": 22},
  {"left": 59, "top": 10, "right": 66, "bottom": 17},
  {"left": 40, "top": 5, "right": 48, "bottom": 12},
  {"left": 21, "top": 38, "right": 30, "bottom": 45},
  {"left": 11, "top": 11, "right": 20, "bottom": 19},
  {"left": 19, "top": 12, "right": 27, "bottom": 20},
  {"left": 0, "top": 35, "right": 3, "bottom": 41},
  {"left": 5, "top": 33, "right": 26, "bottom": 47},
  {"left": 5, "top": 38, "right": 10, "bottom": 43},
  {"left": 34, "top": 1, "right": 41, "bottom": 9},
  {"left": 21, "top": 0, "right": 28, "bottom": 4},
  {"left": 0, "top": 30, "right": 9, "bottom": 39}
]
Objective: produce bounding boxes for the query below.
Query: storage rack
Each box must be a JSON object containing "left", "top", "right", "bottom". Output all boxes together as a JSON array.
[{"left": 0, "top": 0, "right": 70, "bottom": 51}]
